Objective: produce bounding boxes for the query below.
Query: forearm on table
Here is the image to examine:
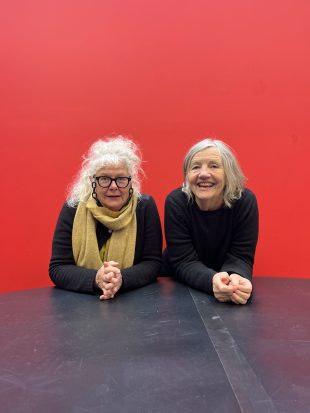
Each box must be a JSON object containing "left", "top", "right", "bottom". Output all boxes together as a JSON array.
[
  {"left": 49, "top": 264, "right": 97, "bottom": 293},
  {"left": 120, "top": 260, "right": 161, "bottom": 292}
]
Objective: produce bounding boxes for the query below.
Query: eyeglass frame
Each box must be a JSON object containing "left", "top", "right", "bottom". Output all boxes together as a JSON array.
[{"left": 93, "top": 175, "right": 132, "bottom": 188}]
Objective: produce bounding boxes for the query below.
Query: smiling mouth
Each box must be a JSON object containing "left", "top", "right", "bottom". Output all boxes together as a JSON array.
[{"left": 197, "top": 182, "right": 215, "bottom": 187}]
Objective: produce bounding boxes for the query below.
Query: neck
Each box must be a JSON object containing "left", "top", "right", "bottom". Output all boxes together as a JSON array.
[{"left": 195, "top": 197, "right": 223, "bottom": 211}]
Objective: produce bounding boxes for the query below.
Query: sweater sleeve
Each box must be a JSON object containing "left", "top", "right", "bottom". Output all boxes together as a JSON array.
[
  {"left": 120, "top": 196, "right": 163, "bottom": 292},
  {"left": 220, "top": 189, "right": 259, "bottom": 280},
  {"left": 49, "top": 204, "right": 98, "bottom": 293},
  {"left": 164, "top": 191, "right": 216, "bottom": 293}
]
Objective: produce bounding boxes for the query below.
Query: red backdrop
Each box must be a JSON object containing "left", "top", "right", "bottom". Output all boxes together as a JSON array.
[{"left": 1, "top": 0, "right": 309, "bottom": 292}]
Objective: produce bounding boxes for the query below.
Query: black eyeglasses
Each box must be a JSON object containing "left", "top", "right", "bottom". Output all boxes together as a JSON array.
[{"left": 93, "top": 175, "right": 132, "bottom": 188}]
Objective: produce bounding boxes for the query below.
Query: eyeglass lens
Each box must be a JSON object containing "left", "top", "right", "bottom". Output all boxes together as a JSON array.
[{"left": 96, "top": 176, "right": 131, "bottom": 188}]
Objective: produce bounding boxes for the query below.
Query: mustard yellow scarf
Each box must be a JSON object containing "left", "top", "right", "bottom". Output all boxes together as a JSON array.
[{"left": 72, "top": 195, "right": 137, "bottom": 270}]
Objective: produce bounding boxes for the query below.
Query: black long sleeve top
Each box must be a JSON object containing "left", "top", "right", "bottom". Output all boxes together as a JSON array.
[
  {"left": 163, "top": 187, "right": 259, "bottom": 293},
  {"left": 49, "top": 194, "right": 163, "bottom": 294}
]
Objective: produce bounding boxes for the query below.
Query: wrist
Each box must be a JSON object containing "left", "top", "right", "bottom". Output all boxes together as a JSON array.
[{"left": 95, "top": 271, "right": 102, "bottom": 289}]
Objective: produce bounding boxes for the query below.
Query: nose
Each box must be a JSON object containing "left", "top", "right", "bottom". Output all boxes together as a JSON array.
[
  {"left": 108, "top": 179, "right": 119, "bottom": 190},
  {"left": 199, "top": 165, "right": 211, "bottom": 177}
]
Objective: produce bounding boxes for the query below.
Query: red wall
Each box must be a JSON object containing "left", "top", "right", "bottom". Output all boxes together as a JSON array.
[{"left": 1, "top": 0, "right": 309, "bottom": 292}]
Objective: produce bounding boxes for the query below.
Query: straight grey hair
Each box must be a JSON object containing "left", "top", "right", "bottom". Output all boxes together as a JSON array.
[
  {"left": 182, "top": 138, "right": 246, "bottom": 208},
  {"left": 67, "top": 136, "right": 143, "bottom": 207}
]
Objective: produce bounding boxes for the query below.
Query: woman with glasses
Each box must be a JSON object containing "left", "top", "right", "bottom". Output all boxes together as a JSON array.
[
  {"left": 49, "top": 136, "right": 162, "bottom": 300},
  {"left": 163, "top": 138, "right": 259, "bottom": 305}
]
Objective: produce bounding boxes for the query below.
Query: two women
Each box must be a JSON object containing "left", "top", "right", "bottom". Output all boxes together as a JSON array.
[{"left": 50, "top": 136, "right": 258, "bottom": 304}]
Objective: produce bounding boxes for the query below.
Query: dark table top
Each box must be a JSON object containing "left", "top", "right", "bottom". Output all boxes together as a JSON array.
[{"left": 1, "top": 277, "right": 309, "bottom": 413}]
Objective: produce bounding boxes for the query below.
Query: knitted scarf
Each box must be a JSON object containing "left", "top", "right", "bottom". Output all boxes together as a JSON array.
[{"left": 72, "top": 195, "right": 137, "bottom": 270}]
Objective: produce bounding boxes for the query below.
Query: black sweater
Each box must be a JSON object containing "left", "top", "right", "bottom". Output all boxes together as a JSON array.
[
  {"left": 163, "top": 188, "right": 259, "bottom": 293},
  {"left": 49, "top": 195, "right": 163, "bottom": 294}
]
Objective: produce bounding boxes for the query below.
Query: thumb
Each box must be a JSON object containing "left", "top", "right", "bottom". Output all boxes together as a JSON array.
[
  {"left": 220, "top": 272, "right": 230, "bottom": 284},
  {"left": 108, "top": 261, "right": 120, "bottom": 268}
]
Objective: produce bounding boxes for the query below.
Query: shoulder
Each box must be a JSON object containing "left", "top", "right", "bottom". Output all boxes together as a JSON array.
[
  {"left": 61, "top": 202, "right": 78, "bottom": 215},
  {"left": 165, "top": 187, "right": 188, "bottom": 206},
  {"left": 57, "top": 202, "right": 77, "bottom": 224},
  {"left": 138, "top": 193, "right": 152, "bottom": 202},
  {"left": 137, "top": 193, "right": 155, "bottom": 205},
  {"left": 236, "top": 188, "right": 258, "bottom": 207},
  {"left": 136, "top": 194, "right": 161, "bottom": 225},
  {"left": 164, "top": 188, "right": 191, "bottom": 222},
  {"left": 136, "top": 194, "right": 159, "bottom": 211},
  {"left": 231, "top": 188, "right": 258, "bottom": 218}
]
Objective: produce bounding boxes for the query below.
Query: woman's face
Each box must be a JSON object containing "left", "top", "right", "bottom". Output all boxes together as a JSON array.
[
  {"left": 92, "top": 164, "right": 132, "bottom": 211},
  {"left": 187, "top": 147, "right": 225, "bottom": 211}
]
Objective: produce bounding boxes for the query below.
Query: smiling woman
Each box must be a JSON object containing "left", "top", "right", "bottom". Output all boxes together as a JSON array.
[
  {"left": 163, "top": 138, "right": 259, "bottom": 305},
  {"left": 49, "top": 136, "right": 162, "bottom": 300},
  {"left": 187, "top": 147, "right": 226, "bottom": 211}
]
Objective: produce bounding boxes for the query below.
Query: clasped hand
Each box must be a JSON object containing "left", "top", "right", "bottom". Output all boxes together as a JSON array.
[
  {"left": 95, "top": 261, "right": 122, "bottom": 301},
  {"left": 212, "top": 272, "right": 252, "bottom": 305}
]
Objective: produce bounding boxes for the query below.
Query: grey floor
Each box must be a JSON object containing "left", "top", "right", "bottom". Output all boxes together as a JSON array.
[{"left": 1, "top": 277, "right": 309, "bottom": 413}]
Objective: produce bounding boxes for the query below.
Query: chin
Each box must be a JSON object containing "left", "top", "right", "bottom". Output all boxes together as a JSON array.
[{"left": 106, "top": 204, "right": 122, "bottom": 211}]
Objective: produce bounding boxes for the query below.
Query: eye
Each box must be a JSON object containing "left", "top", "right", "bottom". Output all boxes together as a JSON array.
[
  {"left": 99, "top": 176, "right": 110, "bottom": 183},
  {"left": 116, "top": 177, "right": 128, "bottom": 185},
  {"left": 191, "top": 164, "right": 200, "bottom": 170}
]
